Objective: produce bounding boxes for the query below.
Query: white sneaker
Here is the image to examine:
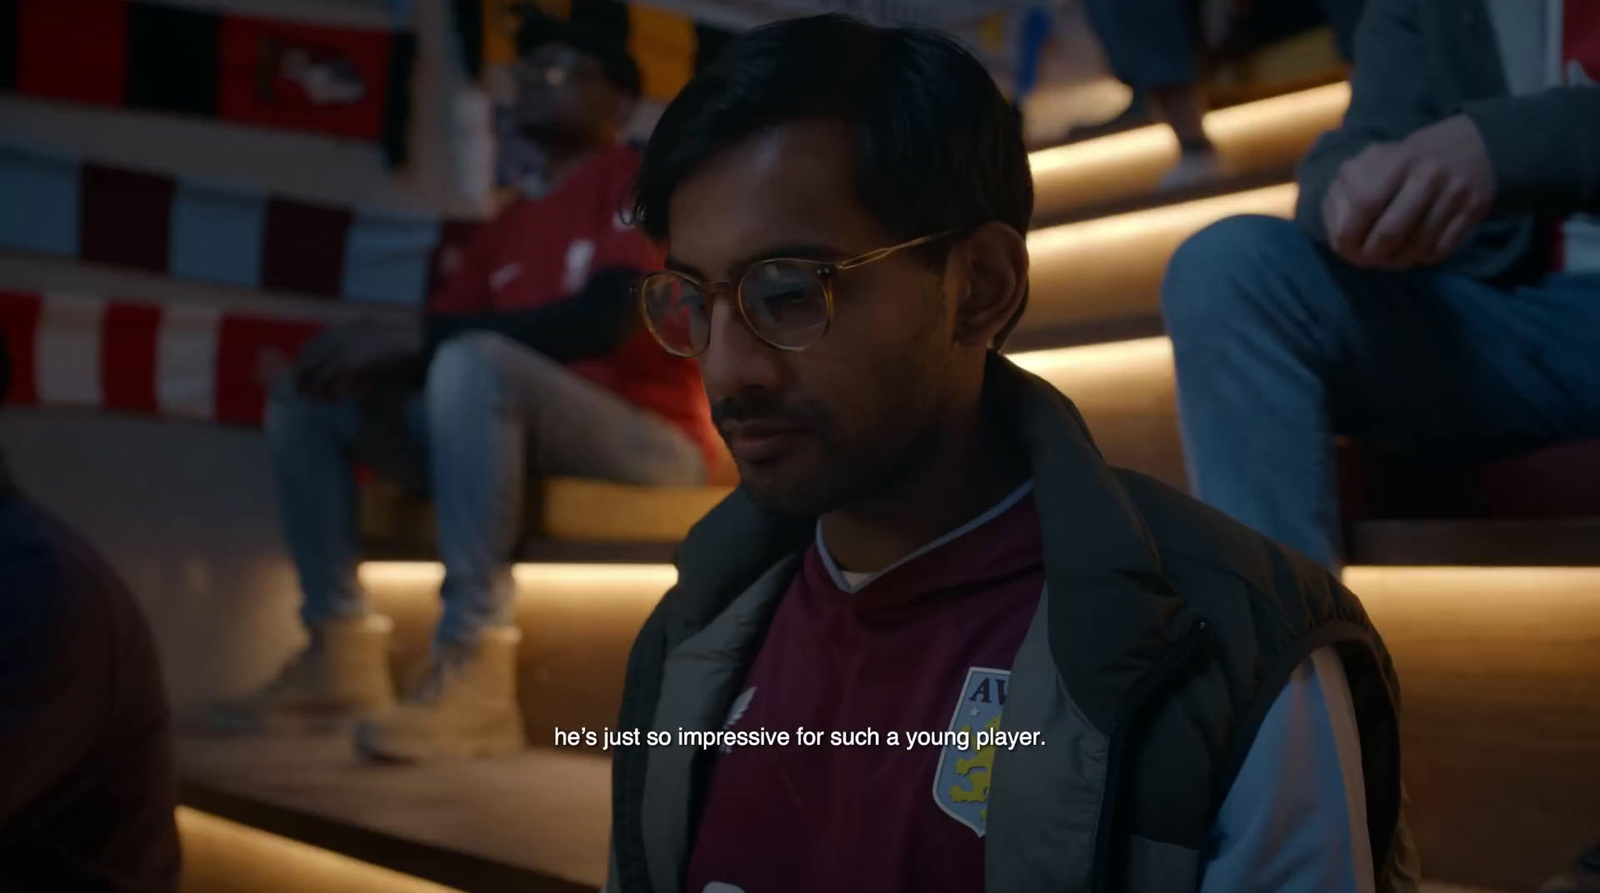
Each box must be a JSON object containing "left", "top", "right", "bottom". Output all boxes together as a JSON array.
[
  {"left": 353, "top": 626, "right": 526, "bottom": 762},
  {"left": 209, "top": 614, "right": 396, "bottom": 734},
  {"left": 1157, "top": 147, "right": 1225, "bottom": 192}
]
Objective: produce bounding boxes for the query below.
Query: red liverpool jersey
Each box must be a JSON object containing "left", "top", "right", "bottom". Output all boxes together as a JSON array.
[
  {"left": 429, "top": 144, "right": 717, "bottom": 465},
  {"left": 685, "top": 485, "right": 1044, "bottom": 893}
]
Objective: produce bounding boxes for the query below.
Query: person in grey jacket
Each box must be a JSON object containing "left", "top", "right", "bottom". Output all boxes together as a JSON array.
[
  {"left": 607, "top": 14, "right": 1417, "bottom": 893},
  {"left": 1162, "top": 0, "right": 1600, "bottom": 571},
  {"left": 1164, "top": 6, "right": 1599, "bottom": 885}
]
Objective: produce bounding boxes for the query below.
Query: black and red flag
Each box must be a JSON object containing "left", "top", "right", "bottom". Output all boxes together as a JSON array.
[{"left": 0, "top": 0, "right": 416, "bottom": 165}]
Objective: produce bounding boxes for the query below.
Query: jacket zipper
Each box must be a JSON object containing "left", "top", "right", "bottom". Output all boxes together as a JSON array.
[{"left": 1088, "top": 618, "right": 1210, "bottom": 893}]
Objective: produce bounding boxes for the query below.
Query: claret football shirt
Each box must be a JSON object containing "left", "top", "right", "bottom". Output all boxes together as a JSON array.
[
  {"left": 680, "top": 478, "right": 1378, "bottom": 893},
  {"left": 685, "top": 482, "right": 1042, "bottom": 893}
]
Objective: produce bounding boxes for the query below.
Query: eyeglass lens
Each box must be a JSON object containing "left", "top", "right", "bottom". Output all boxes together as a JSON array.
[{"left": 641, "top": 262, "right": 832, "bottom": 356}]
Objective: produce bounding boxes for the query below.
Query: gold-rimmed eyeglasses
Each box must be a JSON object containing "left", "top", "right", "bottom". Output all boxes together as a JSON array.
[{"left": 634, "top": 231, "right": 952, "bottom": 358}]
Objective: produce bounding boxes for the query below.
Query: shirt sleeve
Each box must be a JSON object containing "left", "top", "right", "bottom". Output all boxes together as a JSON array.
[
  {"left": 421, "top": 265, "right": 642, "bottom": 362},
  {"left": 1199, "top": 646, "right": 1375, "bottom": 893},
  {"left": 1294, "top": 0, "right": 1438, "bottom": 242}
]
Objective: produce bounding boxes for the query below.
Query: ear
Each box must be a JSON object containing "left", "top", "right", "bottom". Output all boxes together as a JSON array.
[{"left": 949, "top": 221, "right": 1028, "bottom": 349}]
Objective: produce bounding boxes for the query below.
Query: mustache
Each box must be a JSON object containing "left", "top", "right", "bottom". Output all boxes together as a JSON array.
[{"left": 711, "top": 393, "right": 823, "bottom": 429}]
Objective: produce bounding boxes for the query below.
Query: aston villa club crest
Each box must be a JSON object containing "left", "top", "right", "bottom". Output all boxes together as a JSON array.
[{"left": 932, "top": 666, "right": 1008, "bottom": 836}]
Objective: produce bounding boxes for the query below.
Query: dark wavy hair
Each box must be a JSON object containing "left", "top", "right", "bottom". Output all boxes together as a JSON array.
[{"left": 631, "top": 14, "right": 1033, "bottom": 343}]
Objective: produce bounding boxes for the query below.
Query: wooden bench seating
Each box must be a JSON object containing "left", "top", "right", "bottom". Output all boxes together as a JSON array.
[
  {"left": 355, "top": 440, "right": 1600, "bottom": 569},
  {"left": 358, "top": 475, "right": 734, "bottom": 563},
  {"left": 1341, "top": 439, "right": 1600, "bottom": 566},
  {"left": 179, "top": 735, "right": 605, "bottom": 892}
]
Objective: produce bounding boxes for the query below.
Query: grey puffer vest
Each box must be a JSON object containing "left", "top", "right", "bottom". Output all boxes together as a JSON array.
[{"left": 607, "top": 355, "right": 1420, "bottom": 893}]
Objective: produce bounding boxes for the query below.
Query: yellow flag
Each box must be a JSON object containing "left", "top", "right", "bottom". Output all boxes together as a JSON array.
[{"left": 628, "top": 4, "right": 696, "bottom": 102}]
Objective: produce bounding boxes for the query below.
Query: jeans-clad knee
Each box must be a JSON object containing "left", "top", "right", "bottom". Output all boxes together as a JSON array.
[
  {"left": 1161, "top": 214, "right": 1326, "bottom": 340},
  {"left": 425, "top": 332, "right": 525, "bottom": 413}
]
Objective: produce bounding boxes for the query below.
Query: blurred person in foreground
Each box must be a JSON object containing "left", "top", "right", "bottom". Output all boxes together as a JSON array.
[
  {"left": 604, "top": 15, "right": 1416, "bottom": 893},
  {"left": 210, "top": 11, "right": 716, "bottom": 762},
  {"left": 1162, "top": 1, "right": 1600, "bottom": 887},
  {"left": 0, "top": 332, "right": 180, "bottom": 892}
]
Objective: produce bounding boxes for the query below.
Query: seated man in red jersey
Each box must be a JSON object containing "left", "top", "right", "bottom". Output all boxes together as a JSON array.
[
  {"left": 605, "top": 15, "right": 1416, "bottom": 893},
  {"left": 210, "top": 12, "right": 716, "bottom": 762}
]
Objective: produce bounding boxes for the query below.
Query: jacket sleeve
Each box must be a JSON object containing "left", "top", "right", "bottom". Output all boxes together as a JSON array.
[
  {"left": 1200, "top": 647, "right": 1376, "bottom": 893},
  {"left": 422, "top": 265, "right": 643, "bottom": 363},
  {"left": 1461, "top": 86, "right": 1600, "bottom": 216},
  {"left": 1295, "top": 0, "right": 1444, "bottom": 242}
]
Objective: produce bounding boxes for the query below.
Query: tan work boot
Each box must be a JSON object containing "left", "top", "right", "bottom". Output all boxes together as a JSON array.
[
  {"left": 209, "top": 614, "right": 396, "bottom": 734},
  {"left": 353, "top": 626, "right": 525, "bottom": 762}
]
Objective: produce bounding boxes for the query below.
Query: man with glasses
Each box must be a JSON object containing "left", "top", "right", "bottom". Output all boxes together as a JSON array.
[
  {"left": 608, "top": 14, "right": 1415, "bottom": 893},
  {"left": 211, "top": 11, "right": 716, "bottom": 762}
]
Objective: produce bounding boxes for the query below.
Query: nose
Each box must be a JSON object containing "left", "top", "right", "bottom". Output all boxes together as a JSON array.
[{"left": 698, "top": 294, "right": 785, "bottom": 404}]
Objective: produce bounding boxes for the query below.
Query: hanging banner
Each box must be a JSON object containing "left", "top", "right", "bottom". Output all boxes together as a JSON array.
[
  {"left": 0, "top": 0, "right": 417, "bottom": 165},
  {"left": 0, "top": 290, "right": 327, "bottom": 427},
  {"left": 0, "top": 143, "right": 483, "bottom": 306}
]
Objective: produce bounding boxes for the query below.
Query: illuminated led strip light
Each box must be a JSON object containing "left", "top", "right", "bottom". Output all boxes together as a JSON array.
[
  {"left": 1028, "top": 83, "right": 1349, "bottom": 219},
  {"left": 177, "top": 808, "right": 465, "bottom": 893}
]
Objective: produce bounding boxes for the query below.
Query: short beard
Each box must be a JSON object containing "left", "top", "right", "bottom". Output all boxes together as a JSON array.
[{"left": 739, "top": 415, "right": 944, "bottom": 519}]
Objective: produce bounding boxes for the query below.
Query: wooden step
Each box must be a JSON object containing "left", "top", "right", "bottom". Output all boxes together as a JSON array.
[
  {"left": 1341, "top": 440, "right": 1600, "bottom": 523},
  {"left": 1029, "top": 83, "right": 1343, "bottom": 225},
  {"left": 1348, "top": 518, "right": 1600, "bottom": 566},
  {"left": 358, "top": 477, "right": 735, "bottom": 561},
  {"left": 1021, "top": 185, "right": 1297, "bottom": 346},
  {"left": 178, "top": 736, "right": 605, "bottom": 892},
  {"left": 1347, "top": 566, "right": 1600, "bottom": 890},
  {"left": 356, "top": 340, "right": 1599, "bottom": 571},
  {"left": 177, "top": 731, "right": 1529, "bottom": 893},
  {"left": 177, "top": 806, "right": 469, "bottom": 893},
  {"left": 186, "top": 565, "right": 1600, "bottom": 891},
  {"left": 1011, "top": 337, "right": 1187, "bottom": 490}
]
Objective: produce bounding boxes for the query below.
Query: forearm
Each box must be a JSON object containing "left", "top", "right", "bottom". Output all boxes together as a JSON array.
[
  {"left": 423, "top": 266, "right": 641, "bottom": 363},
  {"left": 424, "top": 306, "right": 632, "bottom": 363},
  {"left": 1294, "top": 0, "right": 1437, "bottom": 243},
  {"left": 1461, "top": 87, "right": 1600, "bottom": 216}
]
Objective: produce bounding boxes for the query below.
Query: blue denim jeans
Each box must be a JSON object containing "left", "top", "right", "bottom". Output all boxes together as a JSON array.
[
  {"left": 1162, "top": 215, "right": 1600, "bottom": 568},
  {"left": 265, "top": 331, "right": 706, "bottom": 648}
]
